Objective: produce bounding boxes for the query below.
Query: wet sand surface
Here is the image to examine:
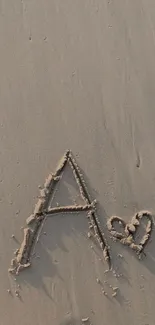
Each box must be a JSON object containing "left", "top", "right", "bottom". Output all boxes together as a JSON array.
[{"left": 1, "top": 1, "right": 155, "bottom": 324}]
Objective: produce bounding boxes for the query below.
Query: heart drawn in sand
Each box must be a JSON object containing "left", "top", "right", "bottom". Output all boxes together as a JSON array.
[{"left": 107, "top": 211, "right": 153, "bottom": 255}]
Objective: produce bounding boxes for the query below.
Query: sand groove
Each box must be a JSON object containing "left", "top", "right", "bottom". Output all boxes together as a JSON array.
[{"left": 9, "top": 150, "right": 110, "bottom": 274}]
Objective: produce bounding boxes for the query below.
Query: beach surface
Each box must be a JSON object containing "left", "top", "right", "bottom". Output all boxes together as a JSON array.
[{"left": 1, "top": 1, "right": 155, "bottom": 324}]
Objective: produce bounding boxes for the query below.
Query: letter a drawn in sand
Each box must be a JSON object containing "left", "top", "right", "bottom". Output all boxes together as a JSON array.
[{"left": 9, "top": 150, "right": 111, "bottom": 275}]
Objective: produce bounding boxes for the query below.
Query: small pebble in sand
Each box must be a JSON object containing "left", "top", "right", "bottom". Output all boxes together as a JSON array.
[
  {"left": 82, "top": 317, "right": 89, "bottom": 323},
  {"left": 104, "top": 270, "right": 109, "bottom": 274},
  {"left": 38, "top": 185, "right": 42, "bottom": 189},
  {"left": 56, "top": 202, "right": 59, "bottom": 207},
  {"left": 113, "top": 286, "right": 119, "bottom": 291},
  {"left": 104, "top": 280, "right": 107, "bottom": 284},
  {"left": 90, "top": 245, "right": 93, "bottom": 249},
  {"left": 118, "top": 254, "right": 123, "bottom": 258},
  {"left": 15, "top": 290, "right": 19, "bottom": 297},
  {"left": 96, "top": 278, "right": 100, "bottom": 283},
  {"left": 43, "top": 232, "right": 47, "bottom": 235},
  {"left": 87, "top": 232, "right": 91, "bottom": 238},
  {"left": 36, "top": 255, "right": 40, "bottom": 259},
  {"left": 11, "top": 234, "right": 15, "bottom": 239},
  {"left": 7, "top": 289, "right": 11, "bottom": 294},
  {"left": 112, "top": 292, "right": 117, "bottom": 297}
]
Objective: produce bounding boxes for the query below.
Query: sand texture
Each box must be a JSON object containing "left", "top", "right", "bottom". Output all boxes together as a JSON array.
[{"left": 1, "top": 0, "right": 155, "bottom": 324}]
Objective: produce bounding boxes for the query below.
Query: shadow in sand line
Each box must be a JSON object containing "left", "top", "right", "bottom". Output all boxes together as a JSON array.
[
  {"left": 65, "top": 167, "right": 132, "bottom": 300},
  {"left": 16, "top": 211, "right": 89, "bottom": 300},
  {"left": 96, "top": 204, "right": 131, "bottom": 280},
  {"left": 114, "top": 289, "right": 127, "bottom": 305},
  {"left": 105, "top": 243, "right": 131, "bottom": 286},
  {"left": 67, "top": 161, "right": 136, "bottom": 285},
  {"left": 41, "top": 211, "right": 89, "bottom": 253},
  {"left": 15, "top": 240, "right": 59, "bottom": 301}
]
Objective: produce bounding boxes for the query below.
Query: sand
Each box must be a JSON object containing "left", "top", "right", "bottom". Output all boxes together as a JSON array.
[{"left": 1, "top": 0, "right": 155, "bottom": 324}]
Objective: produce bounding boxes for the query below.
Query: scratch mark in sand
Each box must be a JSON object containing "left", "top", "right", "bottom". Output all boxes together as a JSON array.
[{"left": 9, "top": 150, "right": 111, "bottom": 275}]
